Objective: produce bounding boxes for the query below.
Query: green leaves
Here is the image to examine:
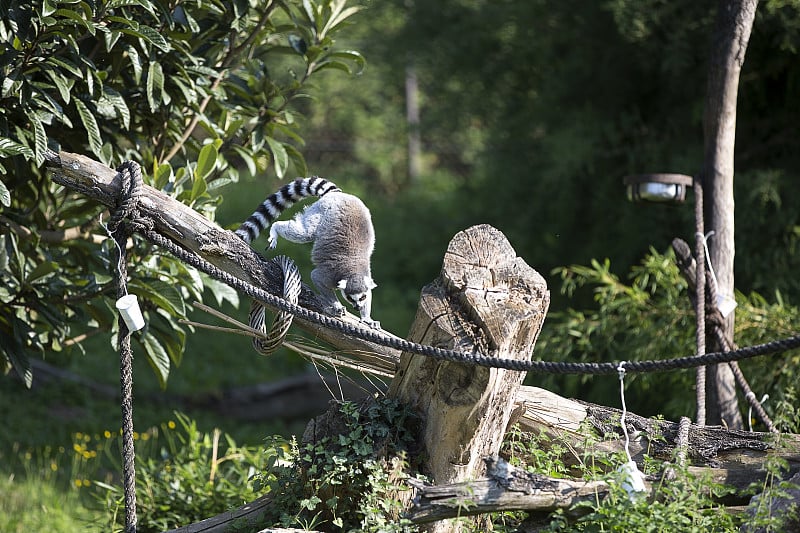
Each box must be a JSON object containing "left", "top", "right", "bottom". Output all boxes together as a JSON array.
[
  {"left": 0, "top": 0, "right": 366, "bottom": 388},
  {"left": 74, "top": 99, "right": 103, "bottom": 159},
  {"left": 266, "top": 137, "right": 289, "bottom": 178},
  {"left": 146, "top": 61, "right": 165, "bottom": 112},
  {"left": 0, "top": 180, "right": 10, "bottom": 207}
]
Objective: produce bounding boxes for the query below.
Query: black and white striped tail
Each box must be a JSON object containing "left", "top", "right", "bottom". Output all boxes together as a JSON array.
[{"left": 234, "top": 176, "right": 341, "bottom": 243}]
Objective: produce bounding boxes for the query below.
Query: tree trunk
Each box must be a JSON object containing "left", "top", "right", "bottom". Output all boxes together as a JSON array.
[
  {"left": 701, "top": 0, "right": 759, "bottom": 429},
  {"left": 388, "top": 224, "right": 550, "bottom": 532}
]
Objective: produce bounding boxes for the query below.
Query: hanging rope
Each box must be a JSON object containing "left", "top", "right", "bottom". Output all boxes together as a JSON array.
[{"left": 108, "top": 160, "right": 145, "bottom": 533}]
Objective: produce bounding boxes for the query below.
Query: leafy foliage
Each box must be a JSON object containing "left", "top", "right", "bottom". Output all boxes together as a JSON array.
[
  {"left": 253, "top": 397, "right": 419, "bottom": 531},
  {"left": 0, "top": 0, "right": 364, "bottom": 385},
  {"left": 535, "top": 247, "right": 800, "bottom": 423},
  {"left": 96, "top": 412, "right": 267, "bottom": 532}
]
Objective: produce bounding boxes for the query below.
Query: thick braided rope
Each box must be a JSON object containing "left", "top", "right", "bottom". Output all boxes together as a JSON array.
[
  {"left": 140, "top": 228, "right": 800, "bottom": 374},
  {"left": 250, "top": 255, "right": 302, "bottom": 355},
  {"left": 110, "top": 161, "right": 140, "bottom": 533}
]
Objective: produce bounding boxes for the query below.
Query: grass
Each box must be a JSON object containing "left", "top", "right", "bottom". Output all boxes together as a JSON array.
[{"left": 0, "top": 475, "right": 100, "bottom": 533}]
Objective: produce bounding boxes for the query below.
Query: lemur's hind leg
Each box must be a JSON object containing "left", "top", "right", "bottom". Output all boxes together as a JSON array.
[
  {"left": 311, "top": 268, "right": 346, "bottom": 316},
  {"left": 268, "top": 205, "right": 323, "bottom": 249}
]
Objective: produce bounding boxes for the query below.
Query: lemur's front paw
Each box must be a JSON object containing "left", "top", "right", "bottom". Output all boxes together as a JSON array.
[
  {"left": 360, "top": 318, "right": 381, "bottom": 330},
  {"left": 327, "top": 302, "right": 346, "bottom": 317}
]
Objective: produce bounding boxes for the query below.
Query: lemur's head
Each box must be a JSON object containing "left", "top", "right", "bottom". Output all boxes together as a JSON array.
[{"left": 337, "top": 275, "right": 377, "bottom": 314}]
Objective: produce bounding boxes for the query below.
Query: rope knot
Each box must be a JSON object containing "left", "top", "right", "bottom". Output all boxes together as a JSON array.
[{"left": 109, "top": 160, "right": 144, "bottom": 236}]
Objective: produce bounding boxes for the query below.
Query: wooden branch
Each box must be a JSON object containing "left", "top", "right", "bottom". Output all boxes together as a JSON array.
[
  {"left": 515, "top": 385, "right": 800, "bottom": 494},
  {"left": 43, "top": 150, "right": 400, "bottom": 366},
  {"left": 406, "top": 457, "right": 608, "bottom": 523},
  {"left": 165, "top": 492, "right": 320, "bottom": 533}
]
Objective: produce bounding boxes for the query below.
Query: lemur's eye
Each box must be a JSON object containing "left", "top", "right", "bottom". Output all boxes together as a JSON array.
[{"left": 359, "top": 295, "right": 366, "bottom": 302}]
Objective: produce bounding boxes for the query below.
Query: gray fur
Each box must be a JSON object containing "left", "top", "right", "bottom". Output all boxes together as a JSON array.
[{"left": 235, "top": 177, "right": 379, "bottom": 328}]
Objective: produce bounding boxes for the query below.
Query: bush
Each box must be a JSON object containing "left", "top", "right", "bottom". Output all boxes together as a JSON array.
[{"left": 0, "top": 0, "right": 364, "bottom": 387}]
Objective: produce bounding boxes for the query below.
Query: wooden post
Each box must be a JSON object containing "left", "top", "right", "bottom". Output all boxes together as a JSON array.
[{"left": 389, "top": 224, "right": 549, "bottom": 531}]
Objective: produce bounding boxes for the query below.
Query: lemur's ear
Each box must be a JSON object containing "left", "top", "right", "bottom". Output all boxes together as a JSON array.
[
  {"left": 336, "top": 279, "right": 348, "bottom": 290},
  {"left": 364, "top": 276, "right": 377, "bottom": 290}
]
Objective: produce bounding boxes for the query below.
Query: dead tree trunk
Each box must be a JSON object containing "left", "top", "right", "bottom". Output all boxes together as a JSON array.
[
  {"left": 388, "top": 224, "right": 550, "bottom": 532},
  {"left": 701, "top": 0, "right": 759, "bottom": 430}
]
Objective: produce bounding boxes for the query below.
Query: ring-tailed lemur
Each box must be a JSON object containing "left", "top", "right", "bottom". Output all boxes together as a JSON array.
[{"left": 235, "top": 177, "right": 379, "bottom": 328}]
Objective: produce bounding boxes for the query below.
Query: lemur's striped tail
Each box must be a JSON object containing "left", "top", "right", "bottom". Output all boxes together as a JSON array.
[{"left": 234, "top": 176, "right": 341, "bottom": 243}]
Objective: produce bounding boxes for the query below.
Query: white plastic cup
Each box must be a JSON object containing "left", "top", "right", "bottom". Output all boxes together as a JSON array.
[
  {"left": 716, "top": 292, "right": 737, "bottom": 318},
  {"left": 116, "top": 294, "right": 145, "bottom": 332},
  {"left": 618, "top": 460, "right": 646, "bottom": 500}
]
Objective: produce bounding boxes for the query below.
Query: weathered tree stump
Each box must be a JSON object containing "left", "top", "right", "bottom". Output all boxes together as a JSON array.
[{"left": 388, "top": 224, "right": 550, "bottom": 531}]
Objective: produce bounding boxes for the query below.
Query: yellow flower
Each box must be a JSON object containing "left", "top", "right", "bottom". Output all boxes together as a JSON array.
[
  {"left": 167, "top": 420, "right": 176, "bottom": 429},
  {"left": 50, "top": 461, "right": 58, "bottom": 472},
  {"left": 74, "top": 479, "right": 82, "bottom": 488},
  {"left": 104, "top": 430, "right": 112, "bottom": 439}
]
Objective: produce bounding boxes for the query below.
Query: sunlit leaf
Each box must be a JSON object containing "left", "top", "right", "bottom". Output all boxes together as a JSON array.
[
  {"left": 0, "top": 137, "right": 34, "bottom": 159},
  {"left": 30, "top": 113, "right": 47, "bottom": 166},
  {"left": 195, "top": 143, "right": 218, "bottom": 180},
  {"left": 0, "top": 180, "right": 10, "bottom": 207},
  {"left": 203, "top": 276, "right": 240, "bottom": 308},
  {"left": 153, "top": 162, "right": 173, "bottom": 190},
  {"left": 121, "top": 25, "right": 170, "bottom": 52},
  {"left": 54, "top": 8, "right": 96, "bottom": 35},
  {"left": 146, "top": 61, "right": 164, "bottom": 111},
  {"left": 266, "top": 137, "right": 289, "bottom": 178},
  {"left": 130, "top": 279, "right": 186, "bottom": 316},
  {"left": 320, "top": 1, "right": 361, "bottom": 39}
]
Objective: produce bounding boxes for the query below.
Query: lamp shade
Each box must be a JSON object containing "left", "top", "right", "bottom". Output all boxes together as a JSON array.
[{"left": 624, "top": 174, "right": 694, "bottom": 204}]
